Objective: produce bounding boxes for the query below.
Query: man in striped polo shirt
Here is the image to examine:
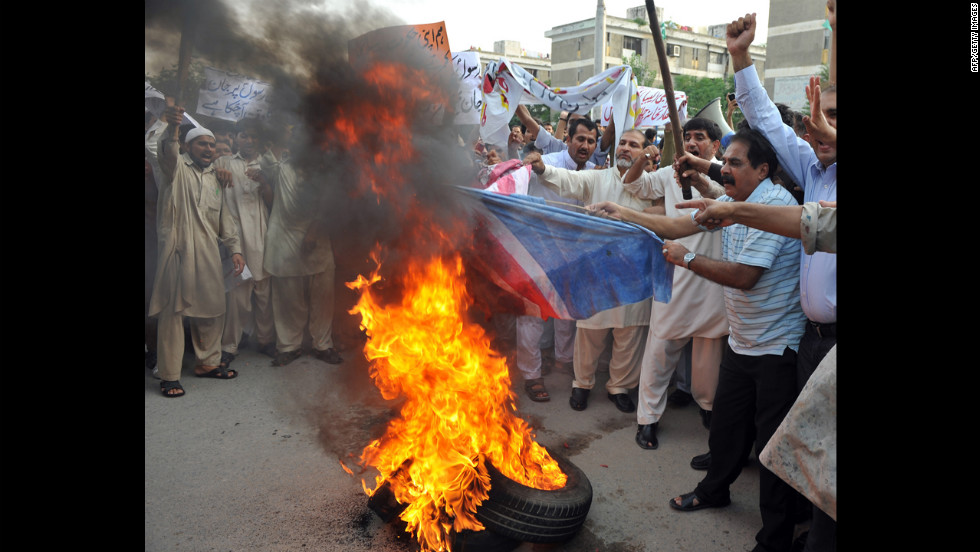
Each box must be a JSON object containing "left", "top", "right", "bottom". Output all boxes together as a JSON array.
[{"left": 589, "top": 127, "right": 806, "bottom": 552}]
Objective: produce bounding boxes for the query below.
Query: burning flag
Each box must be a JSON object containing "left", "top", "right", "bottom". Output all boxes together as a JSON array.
[{"left": 458, "top": 186, "right": 674, "bottom": 320}]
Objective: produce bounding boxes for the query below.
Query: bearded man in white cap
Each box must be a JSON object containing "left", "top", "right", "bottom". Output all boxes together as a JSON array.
[{"left": 148, "top": 105, "right": 245, "bottom": 398}]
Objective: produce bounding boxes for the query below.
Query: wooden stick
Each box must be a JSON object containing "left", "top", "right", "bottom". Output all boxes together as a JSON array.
[
  {"left": 644, "top": 0, "right": 691, "bottom": 199},
  {"left": 175, "top": 1, "right": 199, "bottom": 106},
  {"left": 542, "top": 198, "right": 589, "bottom": 211}
]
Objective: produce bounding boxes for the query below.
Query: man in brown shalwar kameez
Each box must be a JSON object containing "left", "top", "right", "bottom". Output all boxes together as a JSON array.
[{"left": 148, "top": 105, "right": 245, "bottom": 397}]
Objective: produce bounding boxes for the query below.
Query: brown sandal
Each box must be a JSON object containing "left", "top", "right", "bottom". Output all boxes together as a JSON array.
[{"left": 524, "top": 379, "right": 551, "bottom": 402}]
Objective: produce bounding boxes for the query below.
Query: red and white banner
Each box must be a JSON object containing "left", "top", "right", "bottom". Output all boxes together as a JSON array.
[{"left": 600, "top": 86, "right": 687, "bottom": 128}]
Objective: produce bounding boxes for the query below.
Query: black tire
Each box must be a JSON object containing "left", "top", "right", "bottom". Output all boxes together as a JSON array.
[{"left": 475, "top": 450, "right": 593, "bottom": 543}]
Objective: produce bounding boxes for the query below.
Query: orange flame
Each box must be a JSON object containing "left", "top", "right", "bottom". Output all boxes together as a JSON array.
[{"left": 348, "top": 249, "right": 566, "bottom": 551}]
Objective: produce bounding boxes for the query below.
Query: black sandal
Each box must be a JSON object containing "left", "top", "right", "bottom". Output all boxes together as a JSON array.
[
  {"left": 313, "top": 348, "right": 343, "bottom": 364},
  {"left": 272, "top": 349, "right": 303, "bottom": 366},
  {"left": 635, "top": 423, "right": 659, "bottom": 450},
  {"left": 669, "top": 491, "right": 730, "bottom": 512},
  {"left": 219, "top": 351, "right": 236, "bottom": 370},
  {"left": 160, "top": 380, "right": 185, "bottom": 398},
  {"left": 195, "top": 365, "right": 238, "bottom": 379}
]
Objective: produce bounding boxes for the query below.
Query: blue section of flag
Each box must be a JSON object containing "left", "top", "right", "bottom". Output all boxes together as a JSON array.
[{"left": 458, "top": 187, "right": 673, "bottom": 320}]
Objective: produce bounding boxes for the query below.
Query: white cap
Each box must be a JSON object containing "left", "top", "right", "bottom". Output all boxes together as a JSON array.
[{"left": 184, "top": 127, "right": 214, "bottom": 144}]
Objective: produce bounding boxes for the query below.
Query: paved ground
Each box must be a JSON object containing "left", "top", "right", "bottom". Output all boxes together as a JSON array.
[{"left": 145, "top": 338, "right": 796, "bottom": 552}]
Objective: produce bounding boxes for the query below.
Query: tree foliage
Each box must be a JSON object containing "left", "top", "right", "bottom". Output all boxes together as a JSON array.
[
  {"left": 673, "top": 74, "right": 743, "bottom": 129},
  {"left": 623, "top": 53, "right": 656, "bottom": 88},
  {"left": 145, "top": 61, "right": 209, "bottom": 111},
  {"left": 800, "top": 63, "right": 830, "bottom": 117}
]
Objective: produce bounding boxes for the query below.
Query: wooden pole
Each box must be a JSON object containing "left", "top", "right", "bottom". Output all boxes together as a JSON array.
[
  {"left": 644, "top": 0, "right": 691, "bottom": 199},
  {"left": 175, "top": 0, "right": 198, "bottom": 107}
]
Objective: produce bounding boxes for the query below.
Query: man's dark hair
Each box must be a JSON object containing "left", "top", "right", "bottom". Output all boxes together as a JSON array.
[
  {"left": 729, "top": 127, "right": 779, "bottom": 177},
  {"left": 210, "top": 120, "right": 235, "bottom": 135},
  {"left": 622, "top": 128, "right": 651, "bottom": 148},
  {"left": 520, "top": 118, "right": 544, "bottom": 136},
  {"left": 775, "top": 103, "right": 805, "bottom": 137},
  {"left": 567, "top": 117, "right": 599, "bottom": 140},
  {"left": 682, "top": 117, "right": 722, "bottom": 142},
  {"left": 178, "top": 123, "right": 196, "bottom": 144},
  {"left": 235, "top": 119, "right": 270, "bottom": 143},
  {"left": 644, "top": 128, "right": 657, "bottom": 143}
]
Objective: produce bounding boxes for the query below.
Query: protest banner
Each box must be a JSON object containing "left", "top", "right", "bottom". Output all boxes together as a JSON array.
[
  {"left": 599, "top": 86, "right": 688, "bottom": 128},
  {"left": 452, "top": 51, "right": 482, "bottom": 125},
  {"left": 348, "top": 21, "right": 452, "bottom": 71},
  {"left": 145, "top": 81, "right": 167, "bottom": 117},
  {"left": 481, "top": 59, "right": 638, "bottom": 151},
  {"left": 348, "top": 22, "right": 456, "bottom": 125},
  {"left": 195, "top": 67, "right": 273, "bottom": 123}
]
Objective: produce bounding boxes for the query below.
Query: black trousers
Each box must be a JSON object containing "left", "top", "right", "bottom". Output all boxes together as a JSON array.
[
  {"left": 797, "top": 321, "right": 836, "bottom": 392},
  {"left": 798, "top": 321, "right": 837, "bottom": 552},
  {"left": 695, "top": 342, "right": 801, "bottom": 552}
]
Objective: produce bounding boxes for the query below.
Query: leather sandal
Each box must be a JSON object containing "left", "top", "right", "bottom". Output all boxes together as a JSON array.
[
  {"left": 272, "top": 349, "right": 302, "bottom": 366},
  {"left": 569, "top": 387, "right": 590, "bottom": 411},
  {"left": 195, "top": 364, "right": 238, "bottom": 379},
  {"left": 524, "top": 379, "right": 550, "bottom": 402},
  {"left": 635, "top": 423, "right": 659, "bottom": 450},
  {"left": 160, "top": 380, "right": 185, "bottom": 398},
  {"left": 669, "top": 491, "right": 730, "bottom": 512}
]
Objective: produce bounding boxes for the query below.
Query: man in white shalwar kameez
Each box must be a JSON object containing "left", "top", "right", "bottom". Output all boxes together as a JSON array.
[{"left": 621, "top": 118, "right": 730, "bottom": 451}]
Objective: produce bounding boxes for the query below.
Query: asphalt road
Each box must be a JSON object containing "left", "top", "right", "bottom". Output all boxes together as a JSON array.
[{"left": 145, "top": 338, "right": 787, "bottom": 552}]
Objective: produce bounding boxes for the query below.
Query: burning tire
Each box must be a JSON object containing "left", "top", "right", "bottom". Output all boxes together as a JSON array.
[{"left": 476, "top": 451, "right": 593, "bottom": 543}]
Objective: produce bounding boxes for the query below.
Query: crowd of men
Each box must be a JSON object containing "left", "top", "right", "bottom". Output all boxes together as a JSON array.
[
  {"left": 145, "top": 2, "right": 836, "bottom": 551},
  {"left": 469, "top": 4, "right": 837, "bottom": 552},
  {"left": 144, "top": 108, "right": 345, "bottom": 400}
]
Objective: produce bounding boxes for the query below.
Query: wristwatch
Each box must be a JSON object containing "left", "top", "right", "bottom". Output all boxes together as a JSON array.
[{"left": 683, "top": 252, "right": 696, "bottom": 268}]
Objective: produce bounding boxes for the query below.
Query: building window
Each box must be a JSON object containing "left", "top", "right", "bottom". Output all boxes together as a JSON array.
[
  {"left": 710, "top": 52, "right": 724, "bottom": 64},
  {"left": 623, "top": 36, "right": 643, "bottom": 56}
]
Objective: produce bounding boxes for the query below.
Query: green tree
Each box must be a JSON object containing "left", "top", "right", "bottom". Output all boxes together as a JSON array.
[
  {"left": 673, "top": 74, "right": 742, "bottom": 129},
  {"left": 528, "top": 105, "right": 553, "bottom": 125},
  {"left": 623, "top": 53, "right": 656, "bottom": 87},
  {"left": 801, "top": 63, "right": 830, "bottom": 117},
  {"left": 145, "top": 61, "right": 209, "bottom": 111}
]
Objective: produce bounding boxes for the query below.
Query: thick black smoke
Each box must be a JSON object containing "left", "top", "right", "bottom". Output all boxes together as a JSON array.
[
  {"left": 147, "top": 0, "right": 478, "bottom": 272},
  {"left": 146, "top": 0, "right": 491, "bottom": 459}
]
